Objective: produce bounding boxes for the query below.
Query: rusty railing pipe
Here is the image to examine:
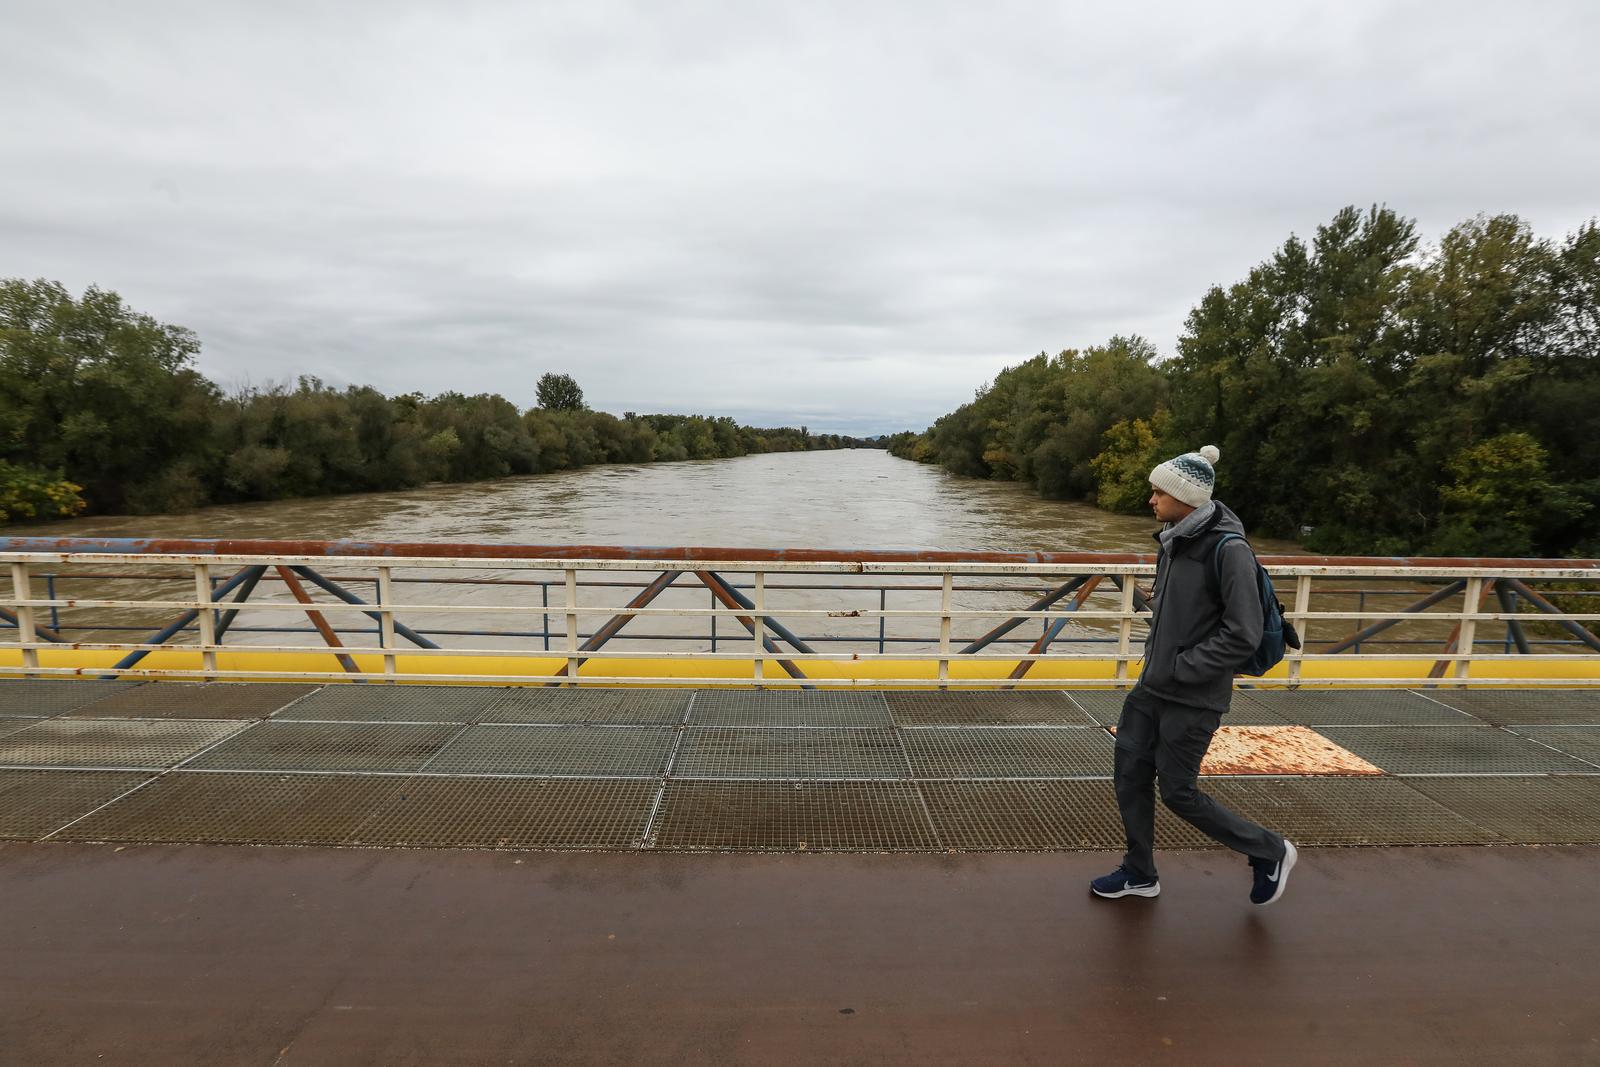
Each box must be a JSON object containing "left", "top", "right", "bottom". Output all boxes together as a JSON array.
[{"left": 6, "top": 535, "right": 1599, "bottom": 573}]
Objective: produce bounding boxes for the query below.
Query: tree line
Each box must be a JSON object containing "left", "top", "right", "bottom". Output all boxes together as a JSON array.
[
  {"left": 0, "top": 279, "right": 875, "bottom": 521},
  {"left": 889, "top": 206, "right": 1600, "bottom": 558}
]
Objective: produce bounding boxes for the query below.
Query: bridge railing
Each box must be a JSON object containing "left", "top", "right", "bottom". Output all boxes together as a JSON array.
[{"left": 3, "top": 538, "right": 1599, "bottom": 688}]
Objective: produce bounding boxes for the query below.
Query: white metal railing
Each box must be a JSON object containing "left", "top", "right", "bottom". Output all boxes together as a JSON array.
[{"left": 3, "top": 539, "right": 1599, "bottom": 689}]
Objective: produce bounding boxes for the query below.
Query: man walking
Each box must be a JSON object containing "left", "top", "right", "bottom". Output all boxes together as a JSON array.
[{"left": 1090, "top": 445, "right": 1297, "bottom": 906}]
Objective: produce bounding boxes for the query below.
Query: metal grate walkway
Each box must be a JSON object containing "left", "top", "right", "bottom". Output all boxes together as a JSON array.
[{"left": 2, "top": 680, "right": 1598, "bottom": 851}]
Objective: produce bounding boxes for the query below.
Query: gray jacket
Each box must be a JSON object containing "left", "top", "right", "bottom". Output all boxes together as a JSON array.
[{"left": 1136, "top": 501, "right": 1264, "bottom": 712}]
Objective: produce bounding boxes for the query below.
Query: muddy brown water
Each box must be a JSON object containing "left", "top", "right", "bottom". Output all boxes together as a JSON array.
[
  {"left": 6, "top": 451, "right": 1489, "bottom": 659},
  {"left": 8, "top": 449, "right": 1285, "bottom": 553}
]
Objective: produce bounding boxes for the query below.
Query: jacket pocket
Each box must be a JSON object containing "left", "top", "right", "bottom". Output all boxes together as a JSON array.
[
  {"left": 1172, "top": 645, "right": 1198, "bottom": 685},
  {"left": 1142, "top": 644, "right": 1180, "bottom": 689}
]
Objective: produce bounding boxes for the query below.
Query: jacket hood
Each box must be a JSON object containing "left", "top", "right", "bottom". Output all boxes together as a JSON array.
[
  {"left": 1209, "top": 502, "right": 1247, "bottom": 537},
  {"left": 1152, "top": 500, "right": 1247, "bottom": 553}
]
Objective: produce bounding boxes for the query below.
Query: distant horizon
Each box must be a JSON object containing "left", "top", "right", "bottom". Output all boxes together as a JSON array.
[
  {"left": 194, "top": 362, "right": 913, "bottom": 439},
  {"left": 198, "top": 363, "right": 934, "bottom": 439}
]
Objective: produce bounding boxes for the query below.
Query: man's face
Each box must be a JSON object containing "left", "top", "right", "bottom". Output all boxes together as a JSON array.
[{"left": 1148, "top": 487, "right": 1195, "bottom": 524}]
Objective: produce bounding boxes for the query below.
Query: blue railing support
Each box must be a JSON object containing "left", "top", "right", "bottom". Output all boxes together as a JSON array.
[
  {"left": 0, "top": 606, "right": 66, "bottom": 643},
  {"left": 1007, "top": 575, "right": 1104, "bottom": 686},
  {"left": 214, "top": 566, "right": 268, "bottom": 642},
  {"left": 695, "top": 570, "right": 812, "bottom": 685},
  {"left": 290, "top": 566, "right": 441, "bottom": 650},
  {"left": 701, "top": 569, "right": 818, "bottom": 655},
  {"left": 548, "top": 570, "right": 682, "bottom": 684},
  {"left": 1355, "top": 590, "right": 1366, "bottom": 655},
  {"left": 1105, "top": 575, "right": 1154, "bottom": 616},
  {"left": 878, "top": 587, "right": 887, "bottom": 655},
  {"left": 960, "top": 576, "right": 1089, "bottom": 655},
  {"left": 103, "top": 565, "right": 260, "bottom": 676},
  {"left": 1321, "top": 580, "right": 1467, "bottom": 656},
  {"left": 1496, "top": 584, "right": 1529, "bottom": 654},
  {"left": 1501, "top": 579, "right": 1600, "bottom": 654}
]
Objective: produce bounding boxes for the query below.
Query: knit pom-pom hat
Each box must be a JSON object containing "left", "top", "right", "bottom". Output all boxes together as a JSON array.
[{"left": 1149, "top": 445, "right": 1220, "bottom": 508}]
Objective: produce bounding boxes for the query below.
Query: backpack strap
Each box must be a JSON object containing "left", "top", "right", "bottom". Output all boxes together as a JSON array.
[{"left": 1208, "top": 532, "right": 1249, "bottom": 593}]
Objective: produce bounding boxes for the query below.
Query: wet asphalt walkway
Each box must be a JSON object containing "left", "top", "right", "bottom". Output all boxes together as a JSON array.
[{"left": 2, "top": 841, "right": 1596, "bottom": 1065}]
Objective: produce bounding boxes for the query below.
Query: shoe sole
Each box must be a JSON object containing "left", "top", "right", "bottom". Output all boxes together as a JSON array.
[
  {"left": 1091, "top": 882, "right": 1160, "bottom": 899},
  {"left": 1257, "top": 840, "right": 1297, "bottom": 906}
]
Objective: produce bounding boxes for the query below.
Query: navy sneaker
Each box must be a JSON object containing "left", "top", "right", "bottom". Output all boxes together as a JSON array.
[
  {"left": 1249, "top": 840, "right": 1298, "bottom": 905},
  {"left": 1090, "top": 865, "right": 1160, "bottom": 899}
]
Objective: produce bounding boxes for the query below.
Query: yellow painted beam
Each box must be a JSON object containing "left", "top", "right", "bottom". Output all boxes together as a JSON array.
[{"left": 2, "top": 649, "right": 1597, "bottom": 688}]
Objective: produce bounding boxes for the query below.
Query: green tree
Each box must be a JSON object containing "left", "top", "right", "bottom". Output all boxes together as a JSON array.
[
  {"left": 1090, "top": 409, "right": 1171, "bottom": 513},
  {"left": 0, "top": 460, "right": 85, "bottom": 523},
  {"left": 907, "top": 336, "right": 1165, "bottom": 498},
  {"left": 1166, "top": 206, "right": 1421, "bottom": 539},
  {"left": 894, "top": 208, "right": 1600, "bottom": 557},
  {"left": 0, "top": 277, "right": 876, "bottom": 519},
  {"left": 535, "top": 372, "right": 586, "bottom": 411},
  {"left": 1432, "top": 433, "right": 1586, "bottom": 556},
  {"left": 422, "top": 392, "right": 537, "bottom": 480},
  {"left": 0, "top": 278, "right": 219, "bottom": 513}
]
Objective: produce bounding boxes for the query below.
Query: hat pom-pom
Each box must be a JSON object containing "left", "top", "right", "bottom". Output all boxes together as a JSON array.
[{"left": 1199, "top": 445, "right": 1220, "bottom": 464}]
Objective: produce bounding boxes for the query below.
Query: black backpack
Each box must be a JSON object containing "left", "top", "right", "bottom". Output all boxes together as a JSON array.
[{"left": 1209, "top": 532, "right": 1302, "bottom": 676}]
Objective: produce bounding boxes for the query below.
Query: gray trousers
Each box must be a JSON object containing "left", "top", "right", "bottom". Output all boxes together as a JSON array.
[{"left": 1114, "top": 685, "right": 1285, "bottom": 881}]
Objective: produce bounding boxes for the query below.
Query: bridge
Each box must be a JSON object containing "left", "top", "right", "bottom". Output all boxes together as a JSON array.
[{"left": 3, "top": 538, "right": 1598, "bottom": 1062}]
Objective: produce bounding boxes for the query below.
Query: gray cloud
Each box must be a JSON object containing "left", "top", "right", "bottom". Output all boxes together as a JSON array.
[{"left": 3, "top": 0, "right": 1597, "bottom": 435}]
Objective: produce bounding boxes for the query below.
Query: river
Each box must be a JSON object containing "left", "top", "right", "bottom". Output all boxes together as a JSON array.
[
  {"left": 5, "top": 450, "right": 1316, "bottom": 657},
  {"left": 1, "top": 450, "right": 1297, "bottom": 554}
]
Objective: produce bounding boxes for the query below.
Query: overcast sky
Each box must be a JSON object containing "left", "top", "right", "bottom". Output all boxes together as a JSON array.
[{"left": 3, "top": 2, "right": 1597, "bottom": 435}]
